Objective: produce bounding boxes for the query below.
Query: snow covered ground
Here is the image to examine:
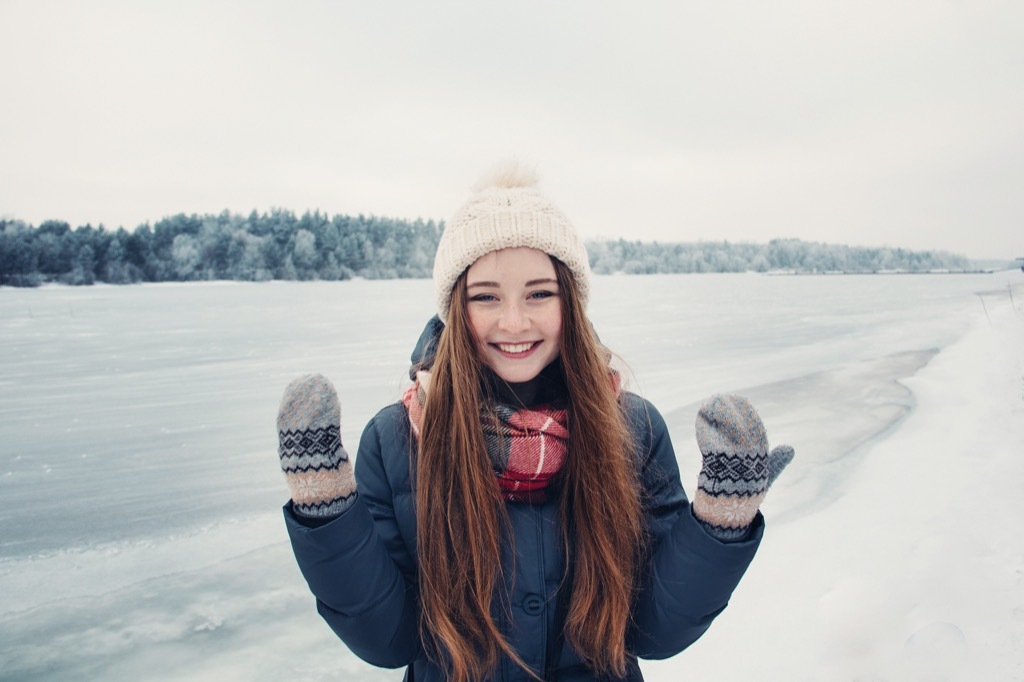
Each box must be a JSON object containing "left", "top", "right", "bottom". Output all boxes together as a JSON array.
[
  {"left": 1, "top": 271, "right": 1021, "bottom": 681},
  {"left": 645, "top": 280, "right": 1024, "bottom": 681}
]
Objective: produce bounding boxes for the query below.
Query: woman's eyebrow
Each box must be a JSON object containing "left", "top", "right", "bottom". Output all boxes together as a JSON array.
[{"left": 467, "top": 278, "right": 558, "bottom": 289}]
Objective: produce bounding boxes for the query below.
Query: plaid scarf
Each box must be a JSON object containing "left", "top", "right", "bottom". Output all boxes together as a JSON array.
[{"left": 401, "top": 379, "right": 569, "bottom": 503}]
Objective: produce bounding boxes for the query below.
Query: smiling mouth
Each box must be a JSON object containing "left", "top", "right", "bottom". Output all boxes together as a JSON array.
[{"left": 492, "top": 341, "right": 540, "bottom": 356}]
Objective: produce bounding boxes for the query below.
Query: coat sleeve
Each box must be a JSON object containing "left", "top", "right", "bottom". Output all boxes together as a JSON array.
[
  {"left": 283, "top": 408, "right": 422, "bottom": 668},
  {"left": 625, "top": 396, "right": 764, "bottom": 659}
]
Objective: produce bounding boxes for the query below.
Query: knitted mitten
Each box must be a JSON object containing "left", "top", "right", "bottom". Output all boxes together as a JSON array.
[
  {"left": 277, "top": 373, "right": 357, "bottom": 519},
  {"left": 693, "top": 394, "right": 794, "bottom": 542}
]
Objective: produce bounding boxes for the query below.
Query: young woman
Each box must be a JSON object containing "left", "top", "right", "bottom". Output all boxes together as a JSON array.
[{"left": 276, "top": 163, "right": 793, "bottom": 682}]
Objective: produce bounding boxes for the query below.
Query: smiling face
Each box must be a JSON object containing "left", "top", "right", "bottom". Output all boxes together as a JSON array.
[{"left": 464, "top": 247, "right": 562, "bottom": 384}]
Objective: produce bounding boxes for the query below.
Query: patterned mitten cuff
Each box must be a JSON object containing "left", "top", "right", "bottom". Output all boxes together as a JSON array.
[
  {"left": 277, "top": 373, "right": 357, "bottom": 519},
  {"left": 692, "top": 394, "right": 794, "bottom": 542}
]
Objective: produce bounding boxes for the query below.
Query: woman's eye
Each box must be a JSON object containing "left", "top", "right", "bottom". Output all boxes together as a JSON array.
[
  {"left": 529, "top": 290, "right": 556, "bottom": 300},
  {"left": 471, "top": 294, "right": 497, "bottom": 302}
]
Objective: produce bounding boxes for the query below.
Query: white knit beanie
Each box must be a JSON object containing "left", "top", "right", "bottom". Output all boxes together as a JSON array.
[{"left": 432, "top": 161, "right": 592, "bottom": 322}]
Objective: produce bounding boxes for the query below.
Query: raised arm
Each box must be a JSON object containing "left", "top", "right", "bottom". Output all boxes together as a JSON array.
[
  {"left": 626, "top": 395, "right": 791, "bottom": 659},
  {"left": 278, "top": 374, "right": 421, "bottom": 668}
]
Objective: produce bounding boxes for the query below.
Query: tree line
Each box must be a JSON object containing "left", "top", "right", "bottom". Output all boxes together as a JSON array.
[
  {"left": 0, "top": 210, "right": 977, "bottom": 287},
  {"left": 0, "top": 210, "right": 440, "bottom": 286},
  {"left": 587, "top": 237, "right": 973, "bottom": 275}
]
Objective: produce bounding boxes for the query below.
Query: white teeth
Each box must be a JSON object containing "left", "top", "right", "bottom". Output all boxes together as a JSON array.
[{"left": 497, "top": 342, "right": 534, "bottom": 354}]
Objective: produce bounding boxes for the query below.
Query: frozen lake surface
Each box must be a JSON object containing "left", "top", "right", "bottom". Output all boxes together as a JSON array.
[{"left": 1, "top": 272, "right": 1021, "bottom": 680}]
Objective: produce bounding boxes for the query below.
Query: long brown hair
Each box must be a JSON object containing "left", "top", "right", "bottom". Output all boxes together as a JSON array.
[{"left": 415, "top": 257, "right": 645, "bottom": 681}]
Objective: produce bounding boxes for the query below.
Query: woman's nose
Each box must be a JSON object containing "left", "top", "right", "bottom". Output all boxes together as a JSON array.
[{"left": 498, "top": 302, "right": 529, "bottom": 333}]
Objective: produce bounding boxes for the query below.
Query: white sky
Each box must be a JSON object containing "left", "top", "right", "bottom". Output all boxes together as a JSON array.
[{"left": 1, "top": 1, "right": 1021, "bottom": 259}]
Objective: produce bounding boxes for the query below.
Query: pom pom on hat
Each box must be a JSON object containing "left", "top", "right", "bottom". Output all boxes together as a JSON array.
[
  {"left": 470, "top": 159, "right": 540, "bottom": 191},
  {"left": 432, "top": 160, "right": 592, "bottom": 322}
]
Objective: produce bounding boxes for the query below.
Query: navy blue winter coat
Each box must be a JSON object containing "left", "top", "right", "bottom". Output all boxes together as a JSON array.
[{"left": 285, "top": 391, "right": 763, "bottom": 681}]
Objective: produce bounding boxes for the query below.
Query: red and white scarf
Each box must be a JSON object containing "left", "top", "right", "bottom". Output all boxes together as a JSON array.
[{"left": 401, "top": 377, "right": 569, "bottom": 503}]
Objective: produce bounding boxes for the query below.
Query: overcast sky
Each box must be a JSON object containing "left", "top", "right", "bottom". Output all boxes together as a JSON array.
[{"left": 1, "top": 1, "right": 1021, "bottom": 259}]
